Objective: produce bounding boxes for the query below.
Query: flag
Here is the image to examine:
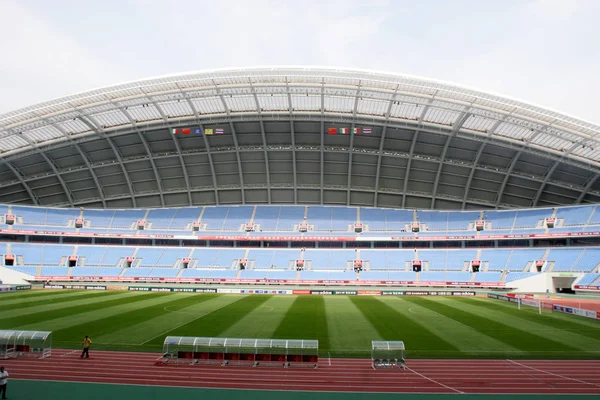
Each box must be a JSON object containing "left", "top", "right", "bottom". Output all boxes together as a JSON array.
[
  {"left": 204, "top": 128, "right": 214, "bottom": 135},
  {"left": 193, "top": 128, "right": 203, "bottom": 135},
  {"left": 362, "top": 127, "right": 372, "bottom": 134},
  {"left": 327, "top": 128, "right": 337, "bottom": 135},
  {"left": 171, "top": 128, "right": 179, "bottom": 134},
  {"left": 215, "top": 128, "right": 224, "bottom": 134},
  {"left": 339, "top": 128, "right": 349, "bottom": 134},
  {"left": 353, "top": 128, "right": 360, "bottom": 134},
  {"left": 181, "top": 128, "right": 191, "bottom": 134}
]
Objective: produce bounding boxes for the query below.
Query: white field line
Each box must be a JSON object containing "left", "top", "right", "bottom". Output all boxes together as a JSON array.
[
  {"left": 506, "top": 359, "right": 600, "bottom": 388},
  {"left": 60, "top": 349, "right": 81, "bottom": 357},
  {"left": 404, "top": 366, "right": 465, "bottom": 394}
]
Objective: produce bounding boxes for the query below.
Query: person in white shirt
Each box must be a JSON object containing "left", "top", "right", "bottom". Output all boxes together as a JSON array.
[{"left": 0, "top": 366, "right": 8, "bottom": 399}]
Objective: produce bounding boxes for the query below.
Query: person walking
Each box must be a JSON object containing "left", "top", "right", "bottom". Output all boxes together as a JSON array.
[
  {"left": 81, "top": 336, "right": 92, "bottom": 359},
  {"left": 0, "top": 366, "right": 8, "bottom": 399}
]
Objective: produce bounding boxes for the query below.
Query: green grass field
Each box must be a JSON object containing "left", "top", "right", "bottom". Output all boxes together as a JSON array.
[{"left": 1, "top": 290, "right": 600, "bottom": 359}]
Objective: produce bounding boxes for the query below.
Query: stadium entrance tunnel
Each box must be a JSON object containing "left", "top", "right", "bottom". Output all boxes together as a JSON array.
[{"left": 552, "top": 276, "right": 577, "bottom": 293}]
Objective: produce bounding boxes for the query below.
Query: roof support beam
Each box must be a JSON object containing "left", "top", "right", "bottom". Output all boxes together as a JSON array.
[
  {"left": 431, "top": 110, "right": 470, "bottom": 208},
  {"left": 533, "top": 139, "right": 586, "bottom": 207},
  {"left": 495, "top": 151, "right": 522, "bottom": 208},
  {"left": 251, "top": 84, "right": 271, "bottom": 204},
  {"left": 10, "top": 127, "right": 74, "bottom": 207},
  {"left": 116, "top": 103, "right": 165, "bottom": 207},
  {"left": 66, "top": 184, "right": 500, "bottom": 209},
  {"left": 374, "top": 85, "right": 400, "bottom": 207},
  {"left": 462, "top": 142, "right": 486, "bottom": 210},
  {"left": 38, "top": 116, "right": 106, "bottom": 208},
  {"left": 39, "top": 152, "right": 75, "bottom": 207},
  {"left": 215, "top": 86, "right": 245, "bottom": 204},
  {"left": 346, "top": 82, "right": 361, "bottom": 206},
  {"left": 577, "top": 174, "right": 600, "bottom": 204},
  {"left": 320, "top": 78, "right": 325, "bottom": 205},
  {"left": 286, "top": 81, "right": 298, "bottom": 204},
  {"left": 184, "top": 97, "right": 219, "bottom": 204},
  {"left": 149, "top": 94, "right": 192, "bottom": 206},
  {"left": 532, "top": 158, "right": 561, "bottom": 207},
  {"left": 402, "top": 96, "right": 436, "bottom": 208},
  {"left": 402, "top": 131, "right": 419, "bottom": 209},
  {"left": 5, "top": 162, "right": 38, "bottom": 205},
  {"left": 76, "top": 114, "right": 137, "bottom": 208}
]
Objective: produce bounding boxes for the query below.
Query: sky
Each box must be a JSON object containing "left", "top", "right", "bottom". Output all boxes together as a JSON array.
[{"left": 0, "top": 0, "right": 599, "bottom": 124}]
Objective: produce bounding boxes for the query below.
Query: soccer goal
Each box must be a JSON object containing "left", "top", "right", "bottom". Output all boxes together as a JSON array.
[
  {"left": 160, "top": 336, "right": 318, "bottom": 368},
  {"left": 0, "top": 330, "right": 52, "bottom": 359},
  {"left": 372, "top": 341, "right": 406, "bottom": 369}
]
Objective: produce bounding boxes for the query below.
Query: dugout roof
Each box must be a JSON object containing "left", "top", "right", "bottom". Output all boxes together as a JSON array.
[{"left": 1, "top": 67, "right": 600, "bottom": 210}]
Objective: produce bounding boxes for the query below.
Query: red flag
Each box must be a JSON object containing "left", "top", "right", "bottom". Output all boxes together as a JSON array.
[
  {"left": 181, "top": 128, "right": 191, "bottom": 134},
  {"left": 327, "top": 128, "right": 337, "bottom": 135}
]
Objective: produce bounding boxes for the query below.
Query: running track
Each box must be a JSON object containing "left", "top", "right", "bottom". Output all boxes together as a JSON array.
[{"left": 3, "top": 349, "right": 600, "bottom": 394}]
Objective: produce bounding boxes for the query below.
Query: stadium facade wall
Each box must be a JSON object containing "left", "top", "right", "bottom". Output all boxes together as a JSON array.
[
  {"left": 505, "top": 272, "right": 572, "bottom": 293},
  {"left": 0, "top": 266, "right": 34, "bottom": 285}
]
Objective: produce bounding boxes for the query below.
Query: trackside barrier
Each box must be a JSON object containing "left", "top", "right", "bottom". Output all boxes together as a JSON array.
[
  {"left": 159, "top": 337, "right": 318, "bottom": 368},
  {"left": 0, "top": 285, "right": 31, "bottom": 293},
  {"left": 36, "top": 276, "right": 506, "bottom": 287},
  {"left": 3, "top": 227, "right": 600, "bottom": 241},
  {"left": 487, "top": 293, "right": 600, "bottom": 320}
]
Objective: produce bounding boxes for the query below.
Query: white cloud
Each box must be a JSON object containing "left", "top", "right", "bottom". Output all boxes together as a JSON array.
[
  {"left": 0, "top": 1, "right": 123, "bottom": 111},
  {"left": 0, "top": 0, "right": 598, "bottom": 125}
]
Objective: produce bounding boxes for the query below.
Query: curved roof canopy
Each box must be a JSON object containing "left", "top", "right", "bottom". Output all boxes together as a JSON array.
[{"left": 1, "top": 67, "right": 600, "bottom": 210}]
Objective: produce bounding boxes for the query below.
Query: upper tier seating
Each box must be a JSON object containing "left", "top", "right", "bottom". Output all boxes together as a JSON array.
[{"left": 3, "top": 204, "right": 600, "bottom": 237}]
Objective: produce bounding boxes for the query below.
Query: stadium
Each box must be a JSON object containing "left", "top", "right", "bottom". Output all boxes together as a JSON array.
[{"left": 1, "top": 67, "right": 600, "bottom": 399}]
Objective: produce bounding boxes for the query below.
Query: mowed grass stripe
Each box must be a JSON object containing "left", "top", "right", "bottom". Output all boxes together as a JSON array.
[
  {"left": 0, "top": 291, "right": 115, "bottom": 310},
  {"left": 272, "top": 296, "right": 330, "bottom": 352},
  {"left": 472, "top": 296, "right": 600, "bottom": 330},
  {"left": 324, "top": 296, "right": 380, "bottom": 357},
  {"left": 144, "top": 295, "right": 271, "bottom": 347},
  {"left": 103, "top": 294, "right": 239, "bottom": 348},
  {"left": 220, "top": 295, "right": 295, "bottom": 339},
  {"left": 0, "top": 290, "right": 83, "bottom": 303},
  {"left": 0, "top": 292, "right": 133, "bottom": 324},
  {"left": 0, "top": 291, "right": 126, "bottom": 321},
  {"left": 5, "top": 292, "right": 152, "bottom": 330},
  {"left": 350, "top": 296, "right": 457, "bottom": 357},
  {"left": 16, "top": 293, "right": 179, "bottom": 335},
  {"left": 423, "top": 297, "right": 584, "bottom": 354},
  {"left": 383, "top": 297, "right": 523, "bottom": 356},
  {"left": 460, "top": 297, "right": 600, "bottom": 345},
  {"left": 51, "top": 293, "right": 201, "bottom": 346}
]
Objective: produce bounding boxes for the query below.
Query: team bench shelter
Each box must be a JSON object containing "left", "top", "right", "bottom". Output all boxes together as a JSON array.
[
  {"left": 0, "top": 329, "right": 52, "bottom": 359},
  {"left": 159, "top": 336, "right": 318, "bottom": 368}
]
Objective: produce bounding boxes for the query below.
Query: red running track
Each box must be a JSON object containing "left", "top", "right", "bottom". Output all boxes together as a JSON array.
[{"left": 3, "top": 349, "right": 600, "bottom": 394}]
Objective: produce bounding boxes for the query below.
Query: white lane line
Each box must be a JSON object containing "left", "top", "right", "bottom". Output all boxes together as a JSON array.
[{"left": 506, "top": 359, "right": 600, "bottom": 388}]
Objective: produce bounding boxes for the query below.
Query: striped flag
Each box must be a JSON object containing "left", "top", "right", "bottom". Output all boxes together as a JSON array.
[
  {"left": 352, "top": 128, "right": 360, "bottom": 134},
  {"left": 215, "top": 128, "right": 224, "bottom": 134},
  {"left": 362, "top": 127, "right": 372, "bottom": 134},
  {"left": 327, "top": 128, "right": 337, "bottom": 135},
  {"left": 204, "top": 128, "right": 214, "bottom": 135},
  {"left": 171, "top": 128, "right": 179, "bottom": 134},
  {"left": 339, "top": 128, "right": 349, "bottom": 134},
  {"left": 193, "top": 128, "right": 203, "bottom": 135}
]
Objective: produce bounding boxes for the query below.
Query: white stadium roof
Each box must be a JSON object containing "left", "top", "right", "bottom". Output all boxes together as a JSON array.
[{"left": 0, "top": 67, "right": 599, "bottom": 209}]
